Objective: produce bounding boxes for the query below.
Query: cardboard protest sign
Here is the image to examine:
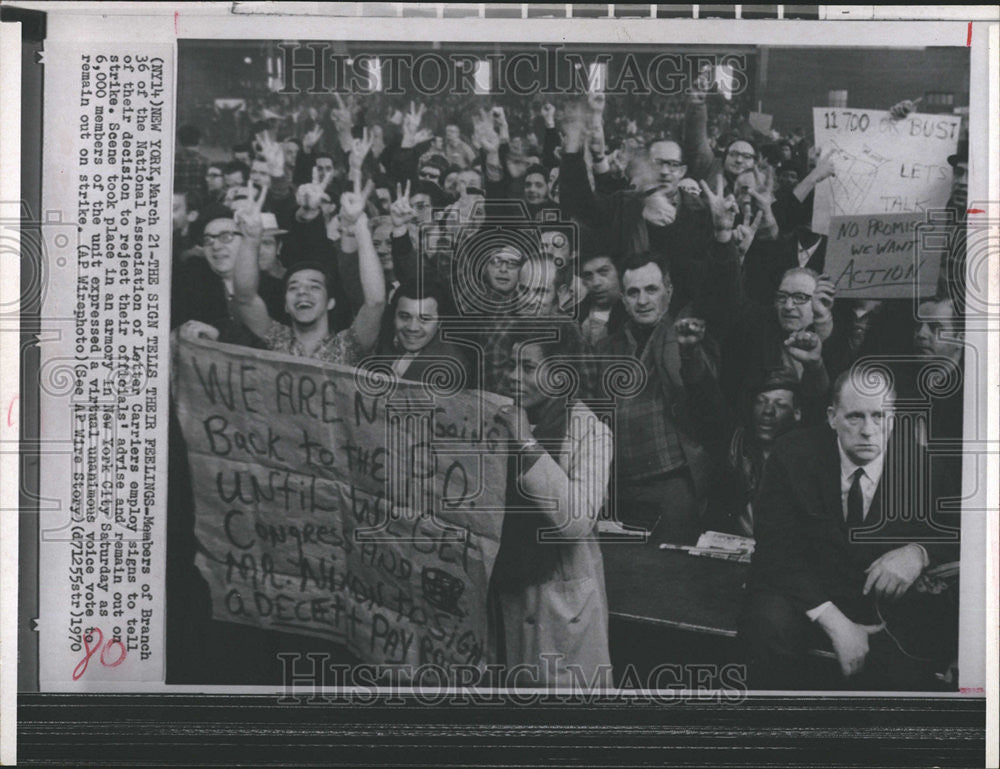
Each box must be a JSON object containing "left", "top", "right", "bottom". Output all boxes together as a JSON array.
[
  {"left": 172, "top": 338, "right": 509, "bottom": 671},
  {"left": 811, "top": 108, "right": 961, "bottom": 235},
  {"left": 825, "top": 212, "right": 942, "bottom": 299}
]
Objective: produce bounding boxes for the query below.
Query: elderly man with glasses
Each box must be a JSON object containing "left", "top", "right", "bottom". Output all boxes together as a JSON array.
[
  {"left": 704, "top": 256, "right": 838, "bottom": 427},
  {"left": 171, "top": 208, "right": 266, "bottom": 348}
]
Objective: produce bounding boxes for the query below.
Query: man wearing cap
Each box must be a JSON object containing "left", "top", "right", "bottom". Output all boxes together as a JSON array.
[
  {"left": 256, "top": 212, "right": 289, "bottom": 323},
  {"left": 707, "top": 376, "right": 803, "bottom": 537},
  {"left": 940, "top": 138, "right": 969, "bottom": 304}
]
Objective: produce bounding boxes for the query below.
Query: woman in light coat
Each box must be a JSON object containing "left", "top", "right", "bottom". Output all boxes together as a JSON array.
[{"left": 491, "top": 337, "right": 613, "bottom": 688}]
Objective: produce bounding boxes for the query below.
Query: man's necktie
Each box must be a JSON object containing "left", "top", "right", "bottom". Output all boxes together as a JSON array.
[{"left": 846, "top": 467, "right": 865, "bottom": 529}]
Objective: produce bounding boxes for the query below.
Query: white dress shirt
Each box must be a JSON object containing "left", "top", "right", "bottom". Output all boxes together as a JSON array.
[
  {"left": 806, "top": 442, "right": 928, "bottom": 622},
  {"left": 837, "top": 443, "right": 883, "bottom": 521}
]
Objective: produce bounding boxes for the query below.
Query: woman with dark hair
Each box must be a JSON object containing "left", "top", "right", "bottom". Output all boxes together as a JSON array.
[{"left": 490, "top": 335, "right": 613, "bottom": 687}]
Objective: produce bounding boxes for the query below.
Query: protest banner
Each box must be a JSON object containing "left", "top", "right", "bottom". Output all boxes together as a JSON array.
[
  {"left": 171, "top": 338, "right": 509, "bottom": 672},
  {"left": 811, "top": 108, "right": 961, "bottom": 235},
  {"left": 824, "top": 212, "right": 942, "bottom": 299}
]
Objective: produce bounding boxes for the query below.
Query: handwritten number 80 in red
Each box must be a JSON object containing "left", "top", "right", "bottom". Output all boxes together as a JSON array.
[{"left": 72, "top": 627, "right": 127, "bottom": 680}]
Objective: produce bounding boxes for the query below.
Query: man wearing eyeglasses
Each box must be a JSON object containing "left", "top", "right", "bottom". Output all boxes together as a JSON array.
[
  {"left": 559, "top": 114, "right": 732, "bottom": 316},
  {"left": 171, "top": 209, "right": 264, "bottom": 348},
  {"left": 204, "top": 164, "right": 226, "bottom": 203},
  {"left": 482, "top": 247, "right": 524, "bottom": 304},
  {"left": 684, "top": 83, "right": 759, "bottom": 195},
  {"left": 704, "top": 260, "right": 836, "bottom": 427}
]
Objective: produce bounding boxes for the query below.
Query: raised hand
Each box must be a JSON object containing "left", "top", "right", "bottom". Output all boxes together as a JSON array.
[
  {"left": 700, "top": 177, "right": 738, "bottom": 232},
  {"left": 889, "top": 98, "right": 920, "bottom": 121},
  {"left": 403, "top": 100, "right": 426, "bottom": 135},
  {"left": 812, "top": 274, "right": 835, "bottom": 322},
  {"left": 179, "top": 320, "right": 221, "bottom": 342},
  {"left": 401, "top": 100, "right": 427, "bottom": 148},
  {"left": 296, "top": 166, "right": 332, "bottom": 212},
  {"left": 330, "top": 92, "right": 353, "bottom": 133},
  {"left": 472, "top": 110, "right": 501, "bottom": 154},
  {"left": 588, "top": 117, "right": 607, "bottom": 158},
  {"left": 674, "top": 317, "right": 706, "bottom": 350},
  {"left": 642, "top": 189, "right": 677, "bottom": 227},
  {"left": 587, "top": 90, "right": 606, "bottom": 114},
  {"left": 389, "top": 181, "right": 416, "bottom": 228},
  {"left": 733, "top": 210, "right": 764, "bottom": 255},
  {"left": 233, "top": 175, "right": 268, "bottom": 238},
  {"left": 688, "top": 64, "right": 714, "bottom": 104},
  {"left": 256, "top": 132, "right": 285, "bottom": 177},
  {"left": 559, "top": 101, "right": 588, "bottom": 154},
  {"left": 493, "top": 403, "right": 534, "bottom": 447},
  {"left": 302, "top": 125, "right": 324, "bottom": 153},
  {"left": 808, "top": 146, "right": 837, "bottom": 183},
  {"left": 492, "top": 105, "right": 510, "bottom": 142},
  {"left": 339, "top": 173, "right": 368, "bottom": 227},
  {"left": 784, "top": 330, "right": 823, "bottom": 367},
  {"left": 609, "top": 144, "right": 634, "bottom": 175},
  {"left": 349, "top": 127, "right": 373, "bottom": 174},
  {"left": 540, "top": 102, "right": 557, "bottom": 129}
]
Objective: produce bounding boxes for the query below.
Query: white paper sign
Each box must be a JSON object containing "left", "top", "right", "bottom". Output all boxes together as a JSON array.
[{"left": 810, "top": 108, "right": 961, "bottom": 235}]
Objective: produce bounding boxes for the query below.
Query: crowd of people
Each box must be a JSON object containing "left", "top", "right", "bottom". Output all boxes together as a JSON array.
[{"left": 170, "top": 77, "right": 968, "bottom": 690}]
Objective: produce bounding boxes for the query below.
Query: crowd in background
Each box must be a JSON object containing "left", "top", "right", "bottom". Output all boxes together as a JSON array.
[{"left": 170, "top": 71, "right": 968, "bottom": 690}]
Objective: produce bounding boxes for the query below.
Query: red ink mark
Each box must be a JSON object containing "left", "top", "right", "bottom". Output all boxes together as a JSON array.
[
  {"left": 174, "top": 11, "right": 179, "bottom": 35},
  {"left": 959, "top": 687, "right": 984, "bottom": 694},
  {"left": 967, "top": 22, "right": 972, "bottom": 46},
  {"left": 6, "top": 394, "right": 17, "bottom": 427},
  {"left": 967, "top": 209, "right": 985, "bottom": 215},
  {"left": 72, "top": 627, "right": 127, "bottom": 680}
]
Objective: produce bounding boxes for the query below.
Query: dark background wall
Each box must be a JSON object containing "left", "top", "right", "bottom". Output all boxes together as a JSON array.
[{"left": 759, "top": 47, "right": 970, "bottom": 134}]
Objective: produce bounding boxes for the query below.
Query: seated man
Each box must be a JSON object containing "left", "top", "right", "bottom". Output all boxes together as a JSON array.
[
  {"left": 707, "top": 375, "right": 803, "bottom": 537},
  {"left": 743, "top": 370, "right": 957, "bottom": 690}
]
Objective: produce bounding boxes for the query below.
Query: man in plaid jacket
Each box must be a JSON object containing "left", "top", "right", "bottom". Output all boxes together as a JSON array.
[{"left": 596, "top": 253, "right": 727, "bottom": 545}]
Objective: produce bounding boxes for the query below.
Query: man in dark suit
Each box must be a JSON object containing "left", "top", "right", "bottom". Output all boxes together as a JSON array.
[
  {"left": 373, "top": 280, "right": 474, "bottom": 388},
  {"left": 743, "top": 369, "right": 956, "bottom": 690}
]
